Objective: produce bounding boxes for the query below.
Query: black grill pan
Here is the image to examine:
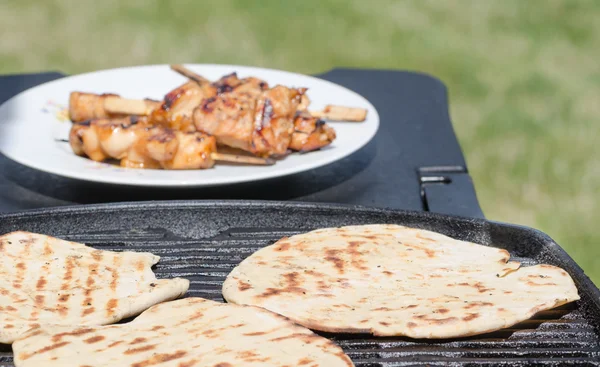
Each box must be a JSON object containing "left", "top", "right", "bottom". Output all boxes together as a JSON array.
[{"left": 0, "top": 201, "right": 598, "bottom": 366}]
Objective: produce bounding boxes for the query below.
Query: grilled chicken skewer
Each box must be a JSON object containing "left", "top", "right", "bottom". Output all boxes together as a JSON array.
[
  {"left": 69, "top": 117, "right": 273, "bottom": 169},
  {"left": 171, "top": 65, "right": 366, "bottom": 121},
  {"left": 69, "top": 116, "right": 215, "bottom": 169},
  {"left": 69, "top": 68, "right": 366, "bottom": 125},
  {"left": 69, "top": 73, "right": 271, "bottom": 131}
]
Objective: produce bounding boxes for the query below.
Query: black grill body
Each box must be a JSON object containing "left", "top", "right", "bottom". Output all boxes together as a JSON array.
[{"left": 0, "top": 201, "right": 598, "bottom": 366}]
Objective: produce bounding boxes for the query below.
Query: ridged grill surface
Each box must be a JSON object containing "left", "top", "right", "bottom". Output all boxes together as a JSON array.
[{"left": 1, "top": 227, "right": 599, "bottom": 366}]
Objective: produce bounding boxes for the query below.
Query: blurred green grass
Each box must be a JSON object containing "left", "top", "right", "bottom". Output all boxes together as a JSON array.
[{"left": 1, "top": 0, "right": 599, "bottom": 282}]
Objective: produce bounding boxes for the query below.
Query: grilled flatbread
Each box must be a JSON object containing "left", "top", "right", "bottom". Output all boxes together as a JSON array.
[
  {"left": 0, "top": 231, "right": 189, "bottom": 344},
  {"left": 223, "top": 224, "right": 580, "bottom": 339},
  {"left": 13, "top": 297, "right": 354, "bottom": 367}
]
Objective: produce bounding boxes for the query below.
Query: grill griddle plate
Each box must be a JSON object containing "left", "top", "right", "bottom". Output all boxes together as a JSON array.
[{"left": 1, "top": 201, "right": 598, "bottom": 366}]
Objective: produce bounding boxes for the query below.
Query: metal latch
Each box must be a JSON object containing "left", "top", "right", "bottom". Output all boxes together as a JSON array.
[{"left": 418, "top": 166, "right": 485, "bottom": 219}]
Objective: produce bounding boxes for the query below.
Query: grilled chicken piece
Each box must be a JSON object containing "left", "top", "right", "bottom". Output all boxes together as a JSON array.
[
  {"left": 193, "top": 93, "right": 256, "bottom": 153},
  {"left": 69, "top": 123, "right": 88, "bottom": 157},
  {"left": 149, "top": 81, "right": 216, "bottom": 132},
  {"left": 203, "top": 74, "right": 333, "bottom": 154},
  {"left": 120, "top": 126, "right": 178, "bottom": 169},
  {"left": 69, "top": 116, "right": 148, "bottom": 161},
  {"left": 213, "top": 73, "right": 269, "bottom": 98},
  {"left": 160, "top": 131, "right": 216, "bottom": 170},
  {"left": 194, "top": 85, "right": 305, "bottom": 157},
  {"left": 69, "top": 92, "right": 124, "bottom": 123},
  {"left": 289, "top": 111, "right": 336, "bottom": 152},
  {"left": 69, "top": 92, "right": 159, "bottom": 123},
  {"left": 298, "top": 94, "right": 311, "bottom": 111},
  {"left": 148, "top": 73, "right": 270, "bottom": 133},
  {"left": 121, "top": 128, "right": 217, "bottom": 170},
  {"left": 69, "top": 117, "right": 217, "bottom": 170}
]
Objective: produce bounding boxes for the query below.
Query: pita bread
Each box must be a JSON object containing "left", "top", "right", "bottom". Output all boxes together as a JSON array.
[
  {"left": 0, "top": 231, "right": 189, "bottom": 344},
  {"left": 223, "top": 224, "right": 580, "bottom": 339},
  {"left": 13, "top": 297, "right": 354, "bottom": 367}
]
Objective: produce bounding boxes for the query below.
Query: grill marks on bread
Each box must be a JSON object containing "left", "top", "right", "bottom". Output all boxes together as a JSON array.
[
  {"left": 0, "top": 232, "right": 189, "bottom": 344},
  {"left": 223, "top": 224, "right": 580, "bottom": 339},
  {"left": 13, "top": 297, "right": 354, "bottom": 367}
]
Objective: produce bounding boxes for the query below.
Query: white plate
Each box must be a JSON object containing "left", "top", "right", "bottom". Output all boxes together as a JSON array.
[{"left": 0, "top": 64, "right": 379, "bottom": 187}]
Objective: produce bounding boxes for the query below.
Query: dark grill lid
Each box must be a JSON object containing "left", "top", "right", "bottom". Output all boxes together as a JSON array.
[{"left": 0, "top": 201, "right": 598, "bottom": 366}]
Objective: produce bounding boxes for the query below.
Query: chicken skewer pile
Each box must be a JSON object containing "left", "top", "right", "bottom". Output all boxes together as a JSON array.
[{"left": 67, "top": 65, "right": 367, "bottom": 169}]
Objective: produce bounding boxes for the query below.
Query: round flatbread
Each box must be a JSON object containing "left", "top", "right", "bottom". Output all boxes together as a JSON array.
[
  {"left": 13, "top": 297, "right": 354, "bottom": 367},
  {"left": 0, "top": 231, "right": 189, "bottom": 344},
  {"left": 223, "top": 224, "right": 579, "bottom": 339}
]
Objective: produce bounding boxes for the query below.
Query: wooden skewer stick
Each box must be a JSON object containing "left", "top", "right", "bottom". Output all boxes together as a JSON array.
[
  {"left": 170, "top": 64, "right": 210, "bottom": 85},
  {"left": 309, "top": 105, "right": 368, "bottom": 122},
  {"left": 104, "top": 96, "right": 160, "bottom": 116},
  {"left": 211, "top": 152, "right": 275, "bottom": 166}
]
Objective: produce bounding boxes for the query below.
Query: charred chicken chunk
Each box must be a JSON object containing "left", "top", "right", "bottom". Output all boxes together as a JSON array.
[
  {"left": 194, "top": 85, "right": 305, "bottom": 157},
  {"left": 289, "top": 111, "right": 336, "bottom": 152},
  {"left": 150, "top": 81, "right": 217, "bottom": 132}
]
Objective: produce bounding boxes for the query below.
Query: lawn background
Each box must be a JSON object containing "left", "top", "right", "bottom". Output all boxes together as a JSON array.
[{"left": 1, "top": 0, "right": 598, "bottom": 282}]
